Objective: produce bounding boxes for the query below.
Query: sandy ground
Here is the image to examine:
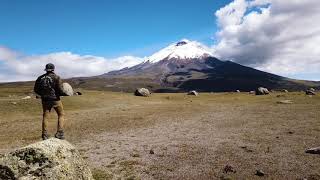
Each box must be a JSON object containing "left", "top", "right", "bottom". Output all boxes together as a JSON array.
[{"left": 0, "top": 91, "right": 320, "bottom": 179}]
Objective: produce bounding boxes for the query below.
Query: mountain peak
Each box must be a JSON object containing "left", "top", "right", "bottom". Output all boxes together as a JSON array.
[
  {"left": 147, "top": 39, "right": 213, "bottom": 63},
  {"left": 175, "top": 39, "right": 190, "bottom": 46}
]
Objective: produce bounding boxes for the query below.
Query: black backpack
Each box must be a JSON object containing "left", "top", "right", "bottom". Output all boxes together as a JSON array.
[{"left": 38, "top": 75, "right": 56, "bottom": 97}]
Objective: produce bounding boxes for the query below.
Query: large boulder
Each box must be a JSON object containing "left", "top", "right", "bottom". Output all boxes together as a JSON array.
[
  {"left": 255, "top": 87, "right": 269, "bottom": 95},
  {"left": 187, "top": 90, "right": 199, "bottom": 96},
  {"left": 61, "top": 83, "right": 74, "bottom": 96},
  {"left": 134, "top": 88, "right": 150, "bottom": 97},
  {"left": 0, "top": 138, "right": 93, "bottom": 180}
]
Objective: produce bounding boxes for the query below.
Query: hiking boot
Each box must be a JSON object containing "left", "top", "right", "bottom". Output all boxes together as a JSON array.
[
  {"left": 42, "top": 132, "right": 49, "bottom": 140},
  {"left": 55, "top": 130, "right": 65, "bottom": 140}
]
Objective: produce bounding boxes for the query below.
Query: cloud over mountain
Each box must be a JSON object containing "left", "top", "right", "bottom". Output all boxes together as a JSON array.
[
  {"left": 0, "top": 47, "right": 143, "bottom": 82},
  {"left": 213, "top": 0, "right": 320, "bottom": 80}
]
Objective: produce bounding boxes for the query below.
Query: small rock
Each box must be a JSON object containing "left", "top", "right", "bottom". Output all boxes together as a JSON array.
[
  {"left": 305, "top": 147, "right": 320, "bottom": 154},
  {"left": 306, "top": 90, "right": 316, "bottom": 95},
  {"left": 11, "top": 102, "right": 17, "bottom": 105},
  {"left": 288, "top": 131, "right": 294, "bottom": 134},
  {"left": 149, "top": 149, "right": 155, "bottom": 154},
  {"left": 249, "top": 91, "right": 255, "bottom": 94},
  {"left": 134, "top": 88, "right": 150, "bottom": 97},
  {"left": 255, "top": 170, "right": 265, "bottom": 176},
  {"left": 277, "top": 100, "right": 293, "bottom": 104},
  {"left": 187, "top": 90, "right": 198, "bottom": 96},
  {"left": 75, "top": 91, "right": 82, "bottom": 95},
  {"left": 131, "top": 153, "right": 140, "bottom": 158},
  {"left": 255, "top": 87, "right": 269, "bottom": 95},
  {"left": 21, "top": 96, "right": 31, "bottom": 100},
  {"left": 236, "top": 90, "right": 241, "bottom": 93},
  {"left": 223, "top": 165, "right": 236, "bottom": 174}
]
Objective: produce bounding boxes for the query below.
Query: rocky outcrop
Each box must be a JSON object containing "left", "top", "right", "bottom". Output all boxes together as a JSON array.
[
  {"left": 134, "top": 88, "right": 151, "bottom": 97},
  {"left": 0, "top": 138, "right": 93, "bottom": 180},
  {"left": 255, "top": 87, "right": 269, "bottom": 95}
]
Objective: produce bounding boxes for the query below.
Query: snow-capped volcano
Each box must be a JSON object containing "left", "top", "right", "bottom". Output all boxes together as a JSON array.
[
  {"left": 102, "top": 39, "right": 220, "bottom": 78},
  {"left": 95, "top": 39, "right": 318, "bottom": 92},
  {"left": 147, "top": 39, "right": 213, "bottom": 63}
]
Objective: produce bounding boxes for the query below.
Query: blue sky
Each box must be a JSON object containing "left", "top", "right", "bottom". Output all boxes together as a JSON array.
[
  {"left": 0, "top": 0, "right": 231, "bottom": 57},
  {"left": 0, "top": 0, "right": 319, "bottom": 82}
]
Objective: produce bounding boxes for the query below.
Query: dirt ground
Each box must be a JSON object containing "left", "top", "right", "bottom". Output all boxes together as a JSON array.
[{"left": 0, "top": 88, "right": 319, "bottom": 179}]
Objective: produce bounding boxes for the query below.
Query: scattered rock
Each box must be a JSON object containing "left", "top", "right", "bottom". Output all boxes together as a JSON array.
[
  {"left": 236, "top": 90, "right": 241, "bottom": 93},
  {"left": 288, "top": 131, "right": 294, "bottom": 134},
  {"left": 223, "top": 165, "right": 236, "bottom": 174},
  {"left": 240, "top": 146, "right": 253, "bottom": 152},
  {"left": 282, "top": 89, "right": 289, "bottom": 93},
  {"left": 0, "top": 138, "right": 93, "bottom": 180},
  {"left": 134, "top": 88, "right": 150, "bottom": 97},
  {"left": 75, "top": 91, "right": 83, "bottom": 95},
  {"left": 187, "top": 90, "right": 198, "bottom": 96},
  {"left": 305, "top": 174, "right": 320, "bottom": 180},
  {"left": 11, "top": 102, "right": 17, "bottom": 105},
  {"left": 149, "top": 149, "right": 155, "bottom": 154},
  {"left": 131, "top": 153, "right": 140, "bottom": 158},
  {"left": 309, "top": 88, "right": 316, "bottom": 92},
  {"left": 306, "top": 90, "right": 316, "bottom": 95},
  {"left": 61, "top": 82, "right": 74, "bottom": 96},
  {"left": 255, "top": 87, "right": 270, "bottom": 95},
  {"left": 305, "top": 147, "right": 320, "bottom": 154},
  {"left": 276, "top": 94, "right": 286, "bottom": 98},
  {"left": 249, "top": 91, "right": 255, "bottom": 94},
  {"left": 21, "top": 96, "right": 31, "bottom": 100},
  {"left": 255, "top": 170, "right": 265, "bottom": 176},
  {"left": 277, "top": 100, "right": 293, "bottom": 104}
]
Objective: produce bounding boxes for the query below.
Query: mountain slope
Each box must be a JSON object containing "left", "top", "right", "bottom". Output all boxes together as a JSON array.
[{"left": 94, "top": 39, "right": 319, "bottom": 92}]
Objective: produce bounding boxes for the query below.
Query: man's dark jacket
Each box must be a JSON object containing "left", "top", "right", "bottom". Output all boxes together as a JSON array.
[{"left": 34, "top": 72, "right": 63, "bottom": 101}]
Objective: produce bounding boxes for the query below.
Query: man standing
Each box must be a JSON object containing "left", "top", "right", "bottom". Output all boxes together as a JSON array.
[{"left": 34, "top": 63, "right": 65, "bottom": 140}]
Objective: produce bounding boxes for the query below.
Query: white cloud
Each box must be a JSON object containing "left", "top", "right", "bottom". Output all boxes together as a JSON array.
[
  {"left": 0, "top": 47, "right": 144, "bottom": 82},
  {"left": 213, "top": 0, "right": 320, "bottom": 80},
  {"left": 0, "top": 46, "right": 19, "bottom": 61}
]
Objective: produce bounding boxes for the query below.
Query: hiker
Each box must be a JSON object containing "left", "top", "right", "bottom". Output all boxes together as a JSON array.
[{"left": 34, "top": 63, "right": 65, "bottom": 140}]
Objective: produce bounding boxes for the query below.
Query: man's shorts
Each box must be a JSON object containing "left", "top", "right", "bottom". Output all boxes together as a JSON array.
[{"left": 42, "top": 100, "right": 63, "bottom": 112}]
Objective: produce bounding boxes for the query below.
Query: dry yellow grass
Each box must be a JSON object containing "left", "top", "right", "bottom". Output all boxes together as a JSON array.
[{"left": 0, "top": 86, "right": 319, "bottom": 179}]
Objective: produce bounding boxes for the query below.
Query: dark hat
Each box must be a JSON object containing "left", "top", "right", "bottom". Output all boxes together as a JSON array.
[{"left": 44, "top": 63, "right": 55, "bottom": 71}]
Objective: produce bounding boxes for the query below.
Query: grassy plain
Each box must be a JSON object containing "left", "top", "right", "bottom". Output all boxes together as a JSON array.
[{"left": 0, "top": 86, "right": 319, "bottom": 179}]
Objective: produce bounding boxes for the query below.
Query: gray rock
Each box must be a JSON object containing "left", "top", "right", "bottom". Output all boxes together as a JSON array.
[
  {"left": 255, "top": 170, "right": 265, "bottom": 176},
  {"left": 306, "top": 90, "right": 316, "bottom": 95},
  {"left": 75, "top": 91, "right": 82, "bottom": 96},
  {"left": 187, "top": 90, "right": 199, "bottom": 96},
  {"left": 309, "top": 88, "right": 316, "bottom": 92},
  {"left": 305, "top": 147, "right": 320, "bottom": 154},
  {"left": 255, "top": 87, "right": 269, "bottom": 95},
  {"left": 0, "top": 138, "right": 93, "bottom": 180},
  {"left": 61, "top": 83, "right": 74, "bottom": 96},
  {"left": 21, "top": 96, "right": 31, "bottom": 100},
  {"left": 249, "top": 91, "right": 255, "bottom": 94},
  {"left": 277, "top": 100, "right": 293, "bottom": 104},
  {"left": 134, "top": 88, "right": 150, "bottom": 97}
]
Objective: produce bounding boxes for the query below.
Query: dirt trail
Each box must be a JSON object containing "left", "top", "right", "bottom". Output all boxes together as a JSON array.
[{"left": 77, "top": 107, "right": 231, "bottom": 179}]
